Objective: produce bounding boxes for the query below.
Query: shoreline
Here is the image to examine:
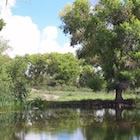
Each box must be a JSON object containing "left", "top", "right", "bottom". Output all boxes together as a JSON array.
[{"left": 30, "top": 99, "right": 136, "bottom": 110}]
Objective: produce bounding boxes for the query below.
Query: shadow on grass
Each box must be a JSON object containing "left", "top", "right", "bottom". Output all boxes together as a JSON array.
[{"left": 27, "top": 99, "right": 136, "bottom": 110}]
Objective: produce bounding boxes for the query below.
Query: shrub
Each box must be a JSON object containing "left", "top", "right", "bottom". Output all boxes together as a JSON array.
[{"left": 87, "top": 74, "right": 106, "bottom": 91}]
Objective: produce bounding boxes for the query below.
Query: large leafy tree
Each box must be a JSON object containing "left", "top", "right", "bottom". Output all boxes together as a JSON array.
[{"left": 60, "top": 0, "right": 140, "bottom": 101}]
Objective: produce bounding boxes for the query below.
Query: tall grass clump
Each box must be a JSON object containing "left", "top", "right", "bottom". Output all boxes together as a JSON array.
[
  {"left": 0, "top": 83, "right": 28, "bottom": 111},
  {"left": 0, "top": 56, "right": 29, "bottom": 110},
  {"left": 0, "top": 85, "right": 15, "bottom": 110}
]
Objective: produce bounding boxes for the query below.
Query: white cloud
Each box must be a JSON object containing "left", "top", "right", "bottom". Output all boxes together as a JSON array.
[
  {"left": 0, "top": 0, "right": 15, "bottom": 19},
  {"left": 39, "top": 26, "right": 77, "bottom": 54},
  {"left": 0, "top": 1, "right": 76, "bottom": 57},
  {"left": 42, "top": 26, "right": 58, "bottom": 40},
  {"left": 25, "top": 133, "right": 58, "bottom": 140},
  {"left": 1, "top": 15, "right": 41, "bottom": 57}
]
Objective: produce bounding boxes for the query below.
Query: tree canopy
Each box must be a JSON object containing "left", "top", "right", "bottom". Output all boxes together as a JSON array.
[{"left": 60, "top": 0, "right": 140, "bottom": 101}]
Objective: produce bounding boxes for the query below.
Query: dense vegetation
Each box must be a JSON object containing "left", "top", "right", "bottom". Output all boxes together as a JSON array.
[{"left": 0, "top": 43, "right": 106, "bottom": 108}]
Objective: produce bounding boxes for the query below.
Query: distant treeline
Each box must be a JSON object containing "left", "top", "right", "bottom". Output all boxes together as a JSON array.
[
  {"left": 0, "top": 51, "right": 106, "bottom": 106},
  {"left": 24, "top": 53, "right": 105, "bottom": 90}
]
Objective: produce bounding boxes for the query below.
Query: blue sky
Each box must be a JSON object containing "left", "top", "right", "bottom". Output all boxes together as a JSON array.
[
  {"left": 11, "top": 0, "right": 76, "bottom": 46},
  {"left": 0, "top": 0, "right": 99, "bottom": 57},
  {"left": 11, "top": 0, "right": 98, "bottom": 30},
  {"left": 12, "top": 0, "right": 75, "bottom": 31}
]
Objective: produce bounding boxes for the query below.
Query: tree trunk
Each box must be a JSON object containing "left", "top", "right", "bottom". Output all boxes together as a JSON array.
[
  {"left": 115, "top": 109, "right": 123, "bottom": 121},
  {"left": 115, "top": 88, "right": 123, "bottom": 102}
]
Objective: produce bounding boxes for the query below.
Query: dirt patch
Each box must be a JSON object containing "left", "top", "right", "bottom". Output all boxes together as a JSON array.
[
  {"left": 42, "top": 94, "right": 60, "bottom": 101},
  {"left": 30, "top": 88, "right": 60, "bottom": 101},
  {"left": 31, "top": 88, "right": 39, "bottom": 93}
]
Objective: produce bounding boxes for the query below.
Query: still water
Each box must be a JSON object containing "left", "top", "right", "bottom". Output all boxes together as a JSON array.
[{"left": 0, "top": 108, "right": 140, "bottom": 140}]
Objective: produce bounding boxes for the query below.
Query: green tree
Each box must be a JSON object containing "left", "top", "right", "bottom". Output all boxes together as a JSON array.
[
  {"left": 47, "top": 53, "right": 80, "bottom": 85},
  {"left": 60, "top": 0, "right": 140, "bottom": 101},
  {"left": 25, "top": 53, "right": 80, "bottom": 87},
  {"left": 25, "top": 54, "right": 48, "bottom": 87}
]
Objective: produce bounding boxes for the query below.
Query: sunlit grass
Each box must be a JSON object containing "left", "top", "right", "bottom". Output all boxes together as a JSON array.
[
  {"left": 29, "top": 89, "right": 140, "bottom": 102},
  {"left": 56, "top": 91, "right": 115, "bottom": 101},
  {"left": 123, "top": 93, "right": 140, "bottom": 100}
]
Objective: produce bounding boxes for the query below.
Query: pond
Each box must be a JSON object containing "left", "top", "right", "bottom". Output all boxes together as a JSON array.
[{"left": 0, "top": 108, "right": 140, "bottom": 140}]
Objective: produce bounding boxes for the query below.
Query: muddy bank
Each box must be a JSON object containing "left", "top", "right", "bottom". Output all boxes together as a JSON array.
[{"left": 30, "top": 99, "right": 136, "bottom": 109}]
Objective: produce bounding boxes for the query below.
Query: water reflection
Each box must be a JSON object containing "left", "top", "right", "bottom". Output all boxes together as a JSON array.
[
  {"left": 25, "top": 129, "right": 85, "bottom": 140},
  {"left": 0, "top": 108, "right": 140, "bottom": 140}
]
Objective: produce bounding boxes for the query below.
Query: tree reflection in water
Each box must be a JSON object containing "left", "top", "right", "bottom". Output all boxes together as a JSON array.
[{"left": 0, "top": 108, "right": 140, "bottom": 140}]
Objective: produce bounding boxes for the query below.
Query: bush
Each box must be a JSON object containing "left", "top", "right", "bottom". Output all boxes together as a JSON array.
[
  {"left": 87, "top": 74, "right": 106, "bottom": 91},
  {"left": 7, "top": 56, "right": 29, "bottom": 102},
  {"left": 79, "top": 65, "right": 94, "bottom": 87}
]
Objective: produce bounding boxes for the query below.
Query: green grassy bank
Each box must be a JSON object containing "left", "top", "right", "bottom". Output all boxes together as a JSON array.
[
  {"left": 29, "top": 89, "right": 140, "bottom": 102},
  {"left": 1, "top": 88, "right": 140, "bottom": 111}
]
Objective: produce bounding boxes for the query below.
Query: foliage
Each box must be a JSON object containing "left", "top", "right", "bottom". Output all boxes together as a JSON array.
[
  {"left": 0, "top": 19, "right": 5, "bottom": 31},
  {"left": 25, "top": 53, "right": 80, "bottom": 87},
  {"left": 25, "top": 53, "right": 48, "bottom": 87},
  {"left": 0, "top": 17, "right": 21, "bottom": 108},
  {"left": 88, "top": 74, "right": 106, "bottom": 91},
  {"left": 60, "top": 0, "right": 140, "bottom": 97},
  {"left": 79, "top": 63, "right": 94, "bottom": 87},
  {"left": 46, "top": 53, "right": 80, "bottom": 85},
  {"left": 0, "top": 36, "right": 16, "bottom": 107},
  {"left": 7, "top": 56, "right": 29, "bottom": 101},
  {"left": 0, "top": 65, "right": 15, "bottom": 108}
]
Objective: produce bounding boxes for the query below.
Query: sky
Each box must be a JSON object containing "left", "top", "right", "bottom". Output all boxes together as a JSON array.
[{"left": 0, "top": 0, "right": 99, "bottom": 57}]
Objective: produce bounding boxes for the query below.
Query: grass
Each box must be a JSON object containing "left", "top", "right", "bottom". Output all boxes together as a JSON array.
[
  {"left": 29, "top": 89, "right": 140, "bottom": 102},
  {"left": 51, "top": 91, "right": 114, "bottom": 101}
]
